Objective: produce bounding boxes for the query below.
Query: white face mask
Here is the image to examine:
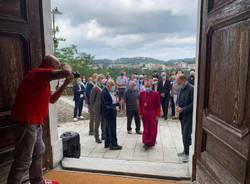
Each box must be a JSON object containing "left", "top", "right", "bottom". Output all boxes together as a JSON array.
[
  {"left": 102, "top": 79, "right": 107, "bottom": 85},
  {"left": 145, "top": 87, "right": 152, "bottom": 92},
  {"left": 76, "top": 79, "right": 81, "bottom": 84}
]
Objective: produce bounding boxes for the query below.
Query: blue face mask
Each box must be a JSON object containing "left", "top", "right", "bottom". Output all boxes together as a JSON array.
[
  {"left": 111, "top": 86, "right": 116, "bottom": 92},
  {"left": 145, "top": 88, "right": 152, "bottom": 93}
]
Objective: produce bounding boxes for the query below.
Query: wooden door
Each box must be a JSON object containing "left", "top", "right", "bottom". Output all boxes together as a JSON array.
[
  {"left": 0, "top": 0, "right": 51, "bottom": 183},
  {"left": 195, "top": 0, "right": 250, "bottom": 183}
]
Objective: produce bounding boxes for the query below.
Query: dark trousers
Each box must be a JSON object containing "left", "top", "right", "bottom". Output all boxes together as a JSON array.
[
  {"left": 7, "top": 124, "right": 45, "bottom": 184},
  {"left": 180, "top": 115, "right": 193, "bottom": 155},
  {"left": 88, "top": 105, "right": 95, "bottom": 134},
  {"left": 94, "top": 111, "right": 106, "bottom": 140},
  {"left": 104, "top": 110, "right": 118, "bottom": 148},
  {"left": 126, "top": 110, "right": 141, "bottom": 132},
  {"left": 74, "top": 98, "right": 83, "bottom": 118},
  {"left": 160, "top": 96, "right": 170, "bottom": 118},
  {"left": 170, "top": 96, "right": 175, "bottom": 116},
  {"left": 118, "top": 88, "right": 125, "bottom": 111}
]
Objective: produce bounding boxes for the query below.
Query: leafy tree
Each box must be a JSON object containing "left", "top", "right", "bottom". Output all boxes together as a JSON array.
[{"left": 54, "top": 44, "right": 95, "bottom": 78}]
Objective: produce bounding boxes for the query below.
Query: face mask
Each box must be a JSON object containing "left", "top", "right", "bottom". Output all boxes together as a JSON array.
[
  {"left": 102, "top": 79, "right": 107, "bottom": 85},
  {"left": 145, "top": 88, "right": 152, "bottom": 93},
  {"left": 111, "top": 86, "right": 116, "bottom": 92},
  {"left": 162, "top": 76, "right": 166, "bottom": 80},
  {"left": 76, "top": 79, "right": 81, "bottom": 84}
]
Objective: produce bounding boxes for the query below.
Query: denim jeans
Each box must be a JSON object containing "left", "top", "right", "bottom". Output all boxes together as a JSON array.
[{"left": 7, "top": 124, "right": 45, "bottom": 184}]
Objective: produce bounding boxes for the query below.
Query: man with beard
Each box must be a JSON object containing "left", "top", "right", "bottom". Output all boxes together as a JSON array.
[{"left": 176, "top": 74, "right": 194, "bottom": 163}]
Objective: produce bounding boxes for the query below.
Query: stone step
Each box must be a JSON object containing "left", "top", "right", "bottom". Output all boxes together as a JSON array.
[{"left": 62, "top": 157, "right": 190, "bottom": 180}]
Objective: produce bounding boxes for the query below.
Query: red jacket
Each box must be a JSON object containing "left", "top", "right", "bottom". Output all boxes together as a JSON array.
[{"left": 11, "top": 68, "right": 54, "bottom": 125}]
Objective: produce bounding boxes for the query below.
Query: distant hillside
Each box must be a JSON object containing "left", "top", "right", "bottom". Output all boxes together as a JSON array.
[
  {"left": 94, "top": 57, "right": 195, "bottom": 65},
  {"left": 166, "top": 58, "right": 195, "bottom": 64}
]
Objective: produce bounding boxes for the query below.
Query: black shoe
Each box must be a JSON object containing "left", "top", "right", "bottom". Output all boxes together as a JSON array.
[
  {"left": 127, "top": 130, "right": 132, "bottom": 134},
  {"left": 136, "top": 131, "right": 142, "bottom": 135},
  {"left": 95, "top": 139, "right": 102, "bottom": 144},
  {"left": 110, "top": 145, "right": 122, "bottom": 150},
  {"left": 104, "top": 145, "right": 109, "bottom": 148},
  {"left": 143, "top": 144, "right": 149, "bottom": 150},
  {"left": 101, "top": 136, "right": 105, "bottom": 140},
  {"left": 172, "top": 116, "right": 178, "bottom": 120},
  {"left": 89, "top": 132, "right": 94, "bottom": 136}
]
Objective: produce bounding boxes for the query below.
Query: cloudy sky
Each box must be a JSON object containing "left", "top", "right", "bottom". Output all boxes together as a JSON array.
[{"left": 51, "top": 0, "right": 198, "bottom": 60}]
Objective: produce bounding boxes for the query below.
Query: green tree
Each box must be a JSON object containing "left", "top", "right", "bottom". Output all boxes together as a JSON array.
[{"left": 54, "top": 44, "right": 95, "bottom": 78}]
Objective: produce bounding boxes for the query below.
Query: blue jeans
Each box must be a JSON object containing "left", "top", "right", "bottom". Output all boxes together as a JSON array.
[{"left": 7, "top": 124, "right": 45, "bottom": 184}]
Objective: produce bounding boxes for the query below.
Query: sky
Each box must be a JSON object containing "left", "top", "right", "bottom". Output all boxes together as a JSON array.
[{"left": 51, "top": 0, "right": 198, "bottom": 60}]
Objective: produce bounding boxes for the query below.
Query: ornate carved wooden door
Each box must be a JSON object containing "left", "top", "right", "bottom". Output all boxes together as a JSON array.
[
  {"left": 195, "top": 0, "right": 250, "bottom": 183},
  {"left": 0, "top": 0, "right": 51, "bottom": 183}
]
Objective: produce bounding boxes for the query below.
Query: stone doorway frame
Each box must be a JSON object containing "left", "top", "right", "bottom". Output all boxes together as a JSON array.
[{"left": 43, "top": 0, "right": 202, "bottom": 179}]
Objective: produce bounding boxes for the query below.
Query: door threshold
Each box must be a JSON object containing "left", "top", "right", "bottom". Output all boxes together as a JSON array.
[{"left": 61, "top": 157, "right": 191, "bottom": 181}]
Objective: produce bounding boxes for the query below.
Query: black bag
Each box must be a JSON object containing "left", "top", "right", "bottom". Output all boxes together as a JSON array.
[{"left": 60, "top": 131, "right": 81, "bottom": 158}]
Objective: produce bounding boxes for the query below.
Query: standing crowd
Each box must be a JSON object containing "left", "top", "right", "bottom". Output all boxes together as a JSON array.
[
  {"left": 72, "top": 69, "right": 195, "bottom": 163},
  {"left": 7, "top": 54, "right": 194, "bottom": 184}
]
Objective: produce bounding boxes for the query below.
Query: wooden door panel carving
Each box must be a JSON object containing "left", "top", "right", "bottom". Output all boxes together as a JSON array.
[
  {"left": 207, "top": 20, "right": 249, "bottom": 129},
  {"left": 195, "top": 0, "right": 250, "bottom": 183},
  {"left": 0, "top": 33, "right": 29, "bottom": 112},
  {"left": 208, "top": 0, "right": 234, "bottom": 12},
  {"left": 0, "top": 0, "right": 27, "bottom": 21}
]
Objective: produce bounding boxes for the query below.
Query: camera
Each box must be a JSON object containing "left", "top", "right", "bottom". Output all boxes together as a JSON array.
[{"left": 72, "top": 71, "right": 80, "bottom": 78}]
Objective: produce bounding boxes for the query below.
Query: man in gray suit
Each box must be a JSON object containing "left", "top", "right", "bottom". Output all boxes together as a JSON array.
[{"left": 90, "top": 74, "right": 106, "bottom": 143}]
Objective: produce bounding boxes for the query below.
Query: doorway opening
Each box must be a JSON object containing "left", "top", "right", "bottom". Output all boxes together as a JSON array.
[{"left": 48, "top": 0, "right": 201, "bottom": 181}]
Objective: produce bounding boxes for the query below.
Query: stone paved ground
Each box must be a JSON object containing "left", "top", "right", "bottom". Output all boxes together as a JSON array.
[
  {"left": 57, "top": 96, "right": 184, "bottom": 164},
  {"left": 58, "top": 117, "right": 184, "bottom": 164},
  {"left": 57, "top": 96, "right": 190, "bottom": 178},
  {"left": 57, "top": 96, "right": 89, "bottom": 123}
]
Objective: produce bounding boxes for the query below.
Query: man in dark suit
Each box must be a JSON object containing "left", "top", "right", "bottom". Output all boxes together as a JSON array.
[
  {"left": 157, "top": 72, "right": 172, "bottom": 120},
  {"left": 101, "top": 80, "right": 122, "bottom": 150},
  {"left": 176, "top": 74, "right": 194, "bottom": 163},
  {"left": 73, "top": 78, "right": 85, "bottom": 121}
]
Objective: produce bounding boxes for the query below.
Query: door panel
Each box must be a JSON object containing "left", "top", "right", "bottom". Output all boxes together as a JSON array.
[
  {"left": 0, "top": 0, "right": 27, "bottom": 20},
  {"left": 0, "top": 0, "right": 51, "bottom": 183},
  {"left": 195, "top": 0, "right": 250, "bottom": 183}
]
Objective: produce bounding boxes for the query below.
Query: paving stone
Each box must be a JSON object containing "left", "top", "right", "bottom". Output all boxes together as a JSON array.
[{"left": 58, "top": 105, "right": 190, "bottom": 178}]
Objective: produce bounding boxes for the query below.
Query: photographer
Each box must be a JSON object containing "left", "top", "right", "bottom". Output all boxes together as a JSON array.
[{"left": 8, "top": 55, "right": 73, "bottom": 184}]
